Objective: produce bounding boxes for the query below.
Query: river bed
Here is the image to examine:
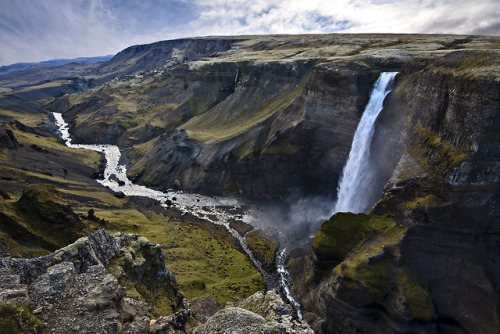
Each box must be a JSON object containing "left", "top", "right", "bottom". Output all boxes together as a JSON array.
[{"left": 52, "top": 112, "right": 303, "bottom": 315}]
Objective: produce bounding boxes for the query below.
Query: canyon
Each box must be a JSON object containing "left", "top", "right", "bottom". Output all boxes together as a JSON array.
[{"left": 0, "top": 33, "right": 499, "bottom": 333}]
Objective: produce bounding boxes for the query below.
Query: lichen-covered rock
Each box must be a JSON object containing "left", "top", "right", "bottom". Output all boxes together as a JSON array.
[
  {"left": 35, "top": 263, "right": 155, "bottom": 334},
  {"left": 1, "top": 230, "right": 121, "bottom": 283},
  {"left": 106, "top": 234, "right": 183, "bottom": 316},
  {"left": 0, "top": 230, "right": 185, "bottom": 333},
  {"left": 188, "top": 295, "right": 222, "bottom": 323},
  {"left": 236, "top": 290, "right": 293, "bottom": 321},
  {"left": 28, "top": 261, "right": 76, "bottom": 305},
  {"left": 237, "top": 290, "right": 314, "bottom": 334},
  {"left": 193, "top": 290, "right": 313, "bottom": 334},
  {"left": 0, "top": 266, "right": 31, "bottom": 306},
  {"left": 193, "top": 307, "right": 285, "bottom": 334}
]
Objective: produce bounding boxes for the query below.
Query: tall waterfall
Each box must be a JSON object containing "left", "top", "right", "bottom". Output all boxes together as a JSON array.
[{"left": 334, "top": 72, "right": 397, "bottom": 214}]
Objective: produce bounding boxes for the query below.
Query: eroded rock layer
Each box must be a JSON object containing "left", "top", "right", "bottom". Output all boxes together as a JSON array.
[{"left": 289, "top": 49, "right": 500, "bottom": 333}]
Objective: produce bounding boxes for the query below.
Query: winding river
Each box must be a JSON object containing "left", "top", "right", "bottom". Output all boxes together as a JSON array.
[{"left": 53, "top": 112, "right": 305, "bottom": 312}]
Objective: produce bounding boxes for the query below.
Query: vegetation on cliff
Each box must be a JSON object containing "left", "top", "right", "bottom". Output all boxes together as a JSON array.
[
  {"left": 1, "top": 33, "right": 499, "bottom": 333},
  {"left": 244, "top": 231, "right": 279, "bottom": 273},
  {"left": 0, "top": 105, "right": 264, "bottom": 309},
  {"left": 289, "top": 42, "right": 500, "bottom": 334},
  {"left": 0, "top": 303, "right": 42, "bottom": 334}
]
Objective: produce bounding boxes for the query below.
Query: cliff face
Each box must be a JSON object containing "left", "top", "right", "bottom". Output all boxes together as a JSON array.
[
  {"left": 29, "top": 34, "right": 500, "bottom": 332},
  {"left": 125, "top": 63, "right": 378, "bottom": 199},
  {"left": 50, "top": 34, "right": 500, "bottom": 200},
  {"left": 290, "top": 50, "right": 500, "bottom": 333}
]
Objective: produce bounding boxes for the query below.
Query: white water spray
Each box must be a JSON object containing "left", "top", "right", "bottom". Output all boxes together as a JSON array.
[{"left": 334, "top": 72, "right": 397, "bottom": 214}]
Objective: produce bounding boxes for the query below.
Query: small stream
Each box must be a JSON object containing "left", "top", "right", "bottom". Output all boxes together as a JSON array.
[{"left": 52, "top": 112, "right": 293, "bottom": 300}]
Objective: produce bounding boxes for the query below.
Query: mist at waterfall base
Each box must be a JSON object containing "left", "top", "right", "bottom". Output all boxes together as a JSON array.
[
  {"left": 248, "top": 196, "right": 333, "bottom": 251},
  {"left": 252, "top": 72, "right": 398, "bottom": 255}
]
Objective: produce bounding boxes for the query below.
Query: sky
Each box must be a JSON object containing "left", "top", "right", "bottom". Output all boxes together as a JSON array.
[{"left": 1, "top": 0, "right": 499, "bottom": 66}]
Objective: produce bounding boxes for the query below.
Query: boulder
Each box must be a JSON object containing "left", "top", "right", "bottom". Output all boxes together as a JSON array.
[{"left": 0, "top": 230, "right": 184, "bottom": 333}]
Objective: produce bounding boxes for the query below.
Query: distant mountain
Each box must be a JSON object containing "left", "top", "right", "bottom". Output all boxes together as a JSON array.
[{"left": 0, "top": 55, "right": 114, "bottom": 73}]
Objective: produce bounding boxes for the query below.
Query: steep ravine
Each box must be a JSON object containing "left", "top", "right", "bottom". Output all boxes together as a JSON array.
[
  {"left": 64, "top": 61, "right": 380, "bottom": 200},
  {"left": 289, "top": 50, "right": 500, "bottom": 334},
  {"left": 40, "top": 34, "right": 500, "bottom": 333},
  {"left": 53, "top": 35, "right": 500, "bottom": 202}
]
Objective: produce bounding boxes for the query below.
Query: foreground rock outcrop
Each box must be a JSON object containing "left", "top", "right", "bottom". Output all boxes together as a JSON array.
[
  {"left": 0, "top": 230, "right": 184, "bottom": 333},
  {"left": 0, "top": 230, "right": 311, "bottom": 333},
  {"left": 194, "top": 290, "right": 313, "bottom": 334}
]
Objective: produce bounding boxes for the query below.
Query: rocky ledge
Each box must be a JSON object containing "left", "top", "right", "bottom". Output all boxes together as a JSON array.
[
  {"left": 0, "top": 230, "right": 184, "bottom": 333},
  {"left": 0, "top": 230, "right": 311, "bottom": 333}
]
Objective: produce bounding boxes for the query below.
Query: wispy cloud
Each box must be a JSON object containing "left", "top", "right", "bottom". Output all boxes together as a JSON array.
[
  {"left": 0, "top": 0, "right": 498, "bottom": 66},
  {"left": 182, "top": 0, "right": 500, "bottom": 36}
]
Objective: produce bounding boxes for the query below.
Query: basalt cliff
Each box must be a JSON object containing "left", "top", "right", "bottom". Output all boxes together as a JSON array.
[
  {"left": 1, "top": 34, "right": 499, "bottom": 333},
  {"left": 289, "top": 49, "right": 500, "bottom": 333}
]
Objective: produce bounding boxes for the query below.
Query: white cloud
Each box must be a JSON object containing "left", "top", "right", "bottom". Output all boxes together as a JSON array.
[
  {"left": 181, "top": 0, "right": 500, "bottom": 36},
  {"left": 0, "top": 0, "right": 498, "bottom": 66}
]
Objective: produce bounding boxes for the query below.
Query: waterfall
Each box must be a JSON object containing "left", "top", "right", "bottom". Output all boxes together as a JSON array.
[{"left": 334, "top": 72, "right": 397, "bottom": 214}]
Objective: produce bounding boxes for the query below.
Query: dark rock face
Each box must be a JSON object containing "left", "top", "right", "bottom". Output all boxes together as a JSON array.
[
  {"left": 0, "top": 128, "right": 18, "bottom": 149},
  {"left": 0, "top": 230, "right": 185, "bottom": 333},
  {"left": 122, "top": 62, "right": 380, "bottom": 199},
  {"left": 290, "top": 50, "right": 500, "bottom": 333},
  {"left": 98, "top": 38, "right": 242, "bottom": 76}
]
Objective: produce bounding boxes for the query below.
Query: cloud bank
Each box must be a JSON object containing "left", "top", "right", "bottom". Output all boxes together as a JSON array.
[{"left": 1, "top": 0, "right": 499, "bottom": 66}]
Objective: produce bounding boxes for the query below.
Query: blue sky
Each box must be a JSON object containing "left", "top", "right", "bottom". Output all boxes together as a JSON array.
[{"left": 1, "top": 0, "right": 499, "bottom": 66}]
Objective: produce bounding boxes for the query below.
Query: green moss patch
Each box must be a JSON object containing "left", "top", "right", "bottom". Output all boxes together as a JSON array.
[
  {"left": 397, "top": 271, "right": 435, "bottom": 321},
  {"left": 325, "top": 213, "right": 406, "bottom": 300},
  {"left": 245, "top": 231, "right": 279, "bottom": 272},
  {"left": 183, "top": 75, "right": 308, "bottom": 144},
  {"left": 313, "top": 212, "right": 405, "bottom": 264},
  {"left": 107, "top": 236, "right": 183, "bottom": 317},
  {"left": 14, "top": 185, "right": 86, "bottom": 249},
  {"left": 229, "top": 220, "right": 253, "bottom": 236},
  {"left": 312, "top": 212, "right": 404, "bottom": 299},
  {"left": 404, "top": 194, "right": 441, "bottom": 210},
  {"left": 95, "top": 208, "right": 264, "bottom": 305},
  {"left": 0, "top": 303, "right": 42, "bottom": 334},
  {"left": 314, "top": 212, "right": 435, "bottom": 321},
  {"left": 409, "top": 124, "right": 468, "bottom": 181}
]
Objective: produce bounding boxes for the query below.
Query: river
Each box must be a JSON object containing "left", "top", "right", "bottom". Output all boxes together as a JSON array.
[{"left": 52, "top": 112, "right": 302, "bottom": 308}]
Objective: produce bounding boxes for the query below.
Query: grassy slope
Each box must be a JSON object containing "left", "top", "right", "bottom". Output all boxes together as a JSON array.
[{"left": 0, "top": 105, "right": 264, "bottom": 304}]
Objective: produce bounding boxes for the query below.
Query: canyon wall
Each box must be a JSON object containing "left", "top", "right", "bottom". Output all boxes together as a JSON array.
[
  {"left": 36, "top": 34, "right": 500, "bottom": 333},
  {"left": 290, "top": 50, "right": 500, "bottom": 333}
]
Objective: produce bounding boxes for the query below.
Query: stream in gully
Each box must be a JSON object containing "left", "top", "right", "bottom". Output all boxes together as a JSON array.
[
  {"left": 52, "top": 71, "right": 396, "bottom": 319},
  {"left": 52, "top": 112, "right": 303, "bottom": 316}
]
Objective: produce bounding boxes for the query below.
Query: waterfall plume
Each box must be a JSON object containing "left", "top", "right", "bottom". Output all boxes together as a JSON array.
[{"left": 334, "top": 72, "right": 397, "bottom": 214}]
